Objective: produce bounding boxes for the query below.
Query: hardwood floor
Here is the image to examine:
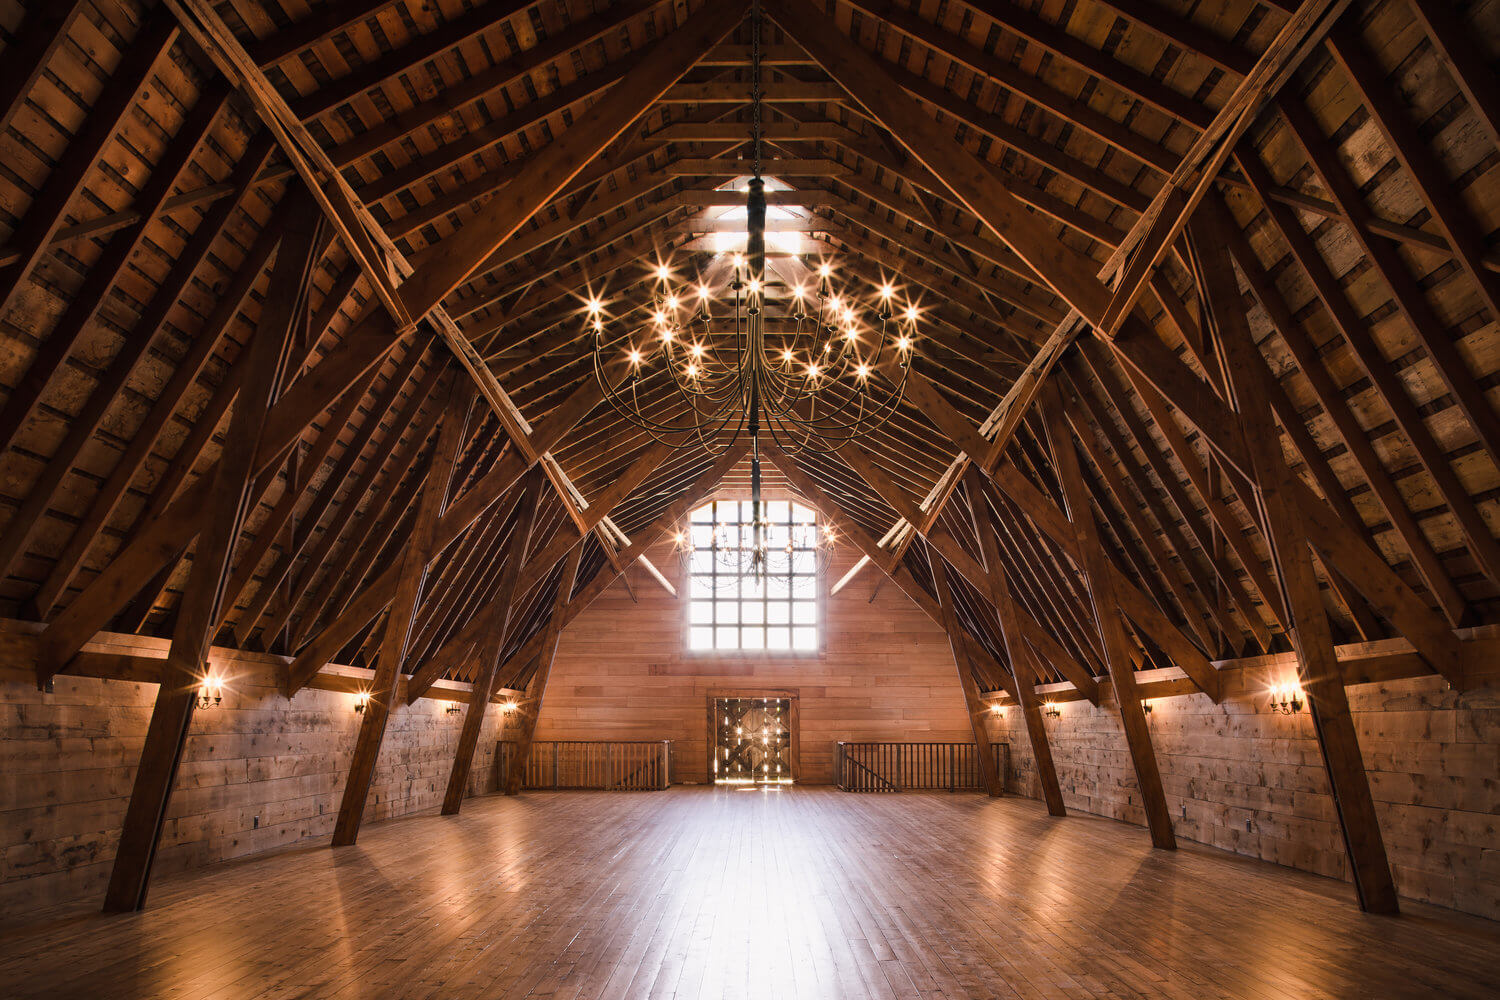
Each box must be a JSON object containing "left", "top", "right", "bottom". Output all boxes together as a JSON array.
[{"left": 3, "top": 788, "right": 1497, "bottom": 999}]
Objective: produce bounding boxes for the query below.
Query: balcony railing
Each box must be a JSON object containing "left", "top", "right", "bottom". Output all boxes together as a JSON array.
[
  {"left": 835, "top": 741, "right": 1008, "bottom": 792},
  {"left": 497, "top": 740, "right": 671, "bottom": 791}
]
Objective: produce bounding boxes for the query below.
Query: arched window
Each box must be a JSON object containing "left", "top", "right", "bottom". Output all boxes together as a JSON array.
[{"left": 687, "top": 499, "right": 820, "bottom": 651}]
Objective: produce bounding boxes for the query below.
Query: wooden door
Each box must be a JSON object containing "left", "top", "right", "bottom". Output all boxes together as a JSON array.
[{"left": 713, "top": 697, "right": 793, "bottom": 784}]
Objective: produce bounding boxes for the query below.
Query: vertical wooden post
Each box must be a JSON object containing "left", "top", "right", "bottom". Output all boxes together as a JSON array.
[
  {"left": 440, "top": 469, "right": 546, "bottom": 814},
  {"left": 965, "top": 469, "right": 1067, "bottom": 816},
  {"left": 1191, "top": 208, "right": 1398, "bottom": 913},
  {"left": 103, "top": 197, "right": 321, "bottom": 912},
  {"left": 504, "top": 546, "right": 583, "bottom": 795},
  {"left": 332, "top": 377, "right": 473, "bottom": 846},
  {"left": 928, "top": 549, "right": 1002, "bottom": 798},
  {"left": 1040, "top": 382, "right": 1176, "bottom": 848}
]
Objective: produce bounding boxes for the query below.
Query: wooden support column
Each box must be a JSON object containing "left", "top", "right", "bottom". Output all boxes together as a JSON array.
[
  {"left": 1190, "top": 212, "right": 1398, "bottom": 913},
  {"left": 1040, "top": 383, "right": 1176, "bottom": 849},
  {"left": 965, "top": 470, "right": 1065, "bottom": 816},
  {"left": 928, "top": 549, "right": 1002, "bottom": 798},
  {"left": 503, "top": 546, "right": 584, "bottom": 795},
  {"left": 332, "top": 377, "right": 472, "bottom": 846},
  {"left": 102, "top": 196, "right": 321, "bottom": 913},
  {"left": 441, "top": 470, "right": 546, "bottom": 814}
]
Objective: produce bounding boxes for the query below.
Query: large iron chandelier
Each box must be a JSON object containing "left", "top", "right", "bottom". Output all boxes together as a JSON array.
[{"left": 587, "top": 1, "right": 919, "bottom": 578}]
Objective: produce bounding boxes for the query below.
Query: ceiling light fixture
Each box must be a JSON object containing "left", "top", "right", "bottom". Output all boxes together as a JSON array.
[{"left": 587, "top": 1, "right": 915, "bottom": 580}]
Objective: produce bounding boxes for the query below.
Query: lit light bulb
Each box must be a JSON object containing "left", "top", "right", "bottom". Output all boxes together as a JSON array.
[
  {"left": 896, "top": 335, "right": 912, "bottom": 351},
  {"left": 792, "top": 284, "right": 805, "bottom": 299},
  {"left": 747, "top": 278, "right": 762, "bottom": 294},
  {"left": 685, "top": 363, "right": 699, "bottom": 378},
  {"left": 655, "top": 263, "right": 671, "bottom": 281},
  {"left": 698, "top": 283, "right": 712, "bottom": 299},
  {"left": 732, "top": 252, "right": 744, "bottom": 269},
  {"left": 628, "top": 349, "right": 642, "bottom": 365},
  {"left": 807, "top": 363, "right": 821, "bottom": 377},
  {"left": 661, "top": 328, "right": 674, "bottom": 343},
  {"left": 818, "top": 262, "right": 832, "bottom": 278},
  {"left": 856, "top": 363, "right": 870, "bottom": 379},
  {"left": 828, "top": 295, "right": 843, "bottom": 311},
  {"left": 844, "top": 327, "right": 858, "bottom": 341},
  {"left": 903, "top": 305, "right": 919, "bottom": 323},
  {"left": 592, "top": 318, "right": 603, "bottom": 333},
  {"left": 586, "top": 296, "right": 603, "bottom": 314},
  {"left": 665, "top": 295, "right": 679, "bottom": 310},
  {"left": 690, "top": 343, "right": 705, "bottom": 357},
  {"left": 653, "top": 309, "right": 666, "bottom": 326},
  {"left": 781, "top": 349, "right": 794, "bottom": 363},
  {"left": 879, "top": 282, "right": 894, "bottom": 299}
]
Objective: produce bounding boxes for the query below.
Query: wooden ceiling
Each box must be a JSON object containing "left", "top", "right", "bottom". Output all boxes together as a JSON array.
[{"left": 1, "top": 0, "right": 1497, "bottom": 715}]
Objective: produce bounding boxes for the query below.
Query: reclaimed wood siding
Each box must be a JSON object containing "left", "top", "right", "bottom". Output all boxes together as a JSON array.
[
  {"left": 986, "top": 670, "right": 1500, "bottom": 919},
  {"left": 0, "top": 661, "right": 504, "bottom": 922},
  {"left": 535, "top": 544, "right": 978, "bottom": 785}
]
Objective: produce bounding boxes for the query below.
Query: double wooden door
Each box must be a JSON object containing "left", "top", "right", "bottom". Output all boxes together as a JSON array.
[{"left": 713, "top": 697, "right": 793, "bottom": 784}]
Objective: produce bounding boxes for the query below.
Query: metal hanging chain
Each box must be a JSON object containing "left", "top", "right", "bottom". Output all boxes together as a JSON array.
[{"left": 751, "top": 0, "right": 762, "bottom": 180}]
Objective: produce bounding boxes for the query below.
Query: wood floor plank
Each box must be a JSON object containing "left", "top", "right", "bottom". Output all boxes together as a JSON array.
[{"left": 2, "top": 788, "right": 1497, "bottom": 999}]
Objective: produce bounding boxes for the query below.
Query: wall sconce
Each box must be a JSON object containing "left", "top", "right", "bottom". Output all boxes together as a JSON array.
[
  {"left": 1268, "top": 684, "right": 1304, "bottom": 715},
  {"left": 445, "top": 704, "right": 462, "bottom": 716},
  {"left": 1043, "top": 701, "right": 1061, "bottom": 719},
  {"left": 353, "top": 691, "right": 369, "bottom": 714},
  {"left": 196, "top": 673, "right": 223, "bottom": 711},
  {"left": 989, "top": 703, "right": 1006, "bottom": 716},
  {"left": 501, "top": 700, "right": 518, "bottom": 713},
  {"left": 1142, "top": 699, "right": 1154, "bottom": 715}
]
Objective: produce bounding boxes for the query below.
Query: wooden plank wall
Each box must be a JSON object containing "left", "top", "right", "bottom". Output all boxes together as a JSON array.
[
  {"left": 986, "top": 671, "right": 1500, "bottom": 920},
  {"left": 0, "top": 652, "right": 505, "bottom": 922},
  {"left": 535, "top": 543, "right": 978, "bottom": 784}
]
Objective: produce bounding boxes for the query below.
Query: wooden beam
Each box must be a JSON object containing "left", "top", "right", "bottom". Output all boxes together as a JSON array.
[
  {"left": 1106, "top": 319, "right": 1466, "bottom": 688},
  {"left": 503, "top": 547, "right": 584, "bottom": 795},
  {"left": 332, "top": 378, "right": 471, "bottom": 846},
  {"left": 928, "top": 550, "right": 1002, "bottom": 798},
  {"left": 1190, "top": 211, "right": 1398, "bottom": 913},
  {"left": 964, "top": 470, "right": 1065, "bottom": 815},
  {"left": 283, "top": 375, "right": 607, "bottom": 695},
  {"left": 1040, "top": 383, "right": 1176, "bottom": 849},
  {"left": 442, "top": 470, "right": 546, "bottom": 814},
  {"left": 102, "top": 199, "right": 320, "bottom": 912}
]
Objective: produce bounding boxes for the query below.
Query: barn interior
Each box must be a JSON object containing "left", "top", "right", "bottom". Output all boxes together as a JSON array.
[{"left": 1, "top": 0, "right": 1499, "bottom": 997}]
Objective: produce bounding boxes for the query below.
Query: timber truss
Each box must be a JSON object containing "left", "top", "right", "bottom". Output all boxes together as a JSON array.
[{"left": 1, "top": 0, "right": 1497, "bottom": 916}]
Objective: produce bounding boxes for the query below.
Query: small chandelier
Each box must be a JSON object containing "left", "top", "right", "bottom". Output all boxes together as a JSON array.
[{"left": 588, "top": 0, "right": 916, "bottom": 580}]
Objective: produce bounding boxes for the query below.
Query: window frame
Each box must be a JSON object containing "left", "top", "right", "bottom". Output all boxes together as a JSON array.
[{"left": 682, "top": 497, "right": 825, "bottom": 656}]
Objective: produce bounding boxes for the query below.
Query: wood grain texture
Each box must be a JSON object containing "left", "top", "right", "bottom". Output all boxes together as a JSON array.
[
  {"left": 2, "top": 788, "right": 1498, "bottom": 999},
  {"left": 533, "top": 543, "right": 978, "bottom": 786},
  {"left": 989, "top": 669, "right": 1500, "bottom": 920}
]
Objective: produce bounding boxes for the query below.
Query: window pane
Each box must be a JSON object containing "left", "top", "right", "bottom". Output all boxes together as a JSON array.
[{"left": 686, "top": 501, "right": 819, "bottom": 651}]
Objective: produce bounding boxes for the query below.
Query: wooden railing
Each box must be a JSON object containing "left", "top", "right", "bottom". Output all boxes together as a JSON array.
[
  {"left": 497, "top": 740, "right": 671, "bottom": 791},
  {"left": 835, "top": 742, "right": 1008, "bottom": 792}
]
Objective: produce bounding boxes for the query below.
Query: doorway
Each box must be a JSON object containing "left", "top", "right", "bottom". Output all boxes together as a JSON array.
[{"left": 711, "top": 695, "right": 796, "bottom": 785}]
